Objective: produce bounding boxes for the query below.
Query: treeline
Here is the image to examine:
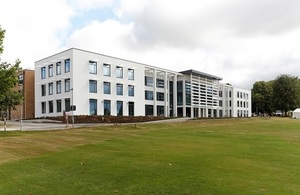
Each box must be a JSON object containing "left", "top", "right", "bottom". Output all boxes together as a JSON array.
[{"left": 252, "top": 74, "right": 300, "bottom": 115}]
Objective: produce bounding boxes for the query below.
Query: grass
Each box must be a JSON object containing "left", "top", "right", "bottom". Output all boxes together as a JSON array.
[{"left": 1, "top": 117, "right": 300, "bottom": 194}]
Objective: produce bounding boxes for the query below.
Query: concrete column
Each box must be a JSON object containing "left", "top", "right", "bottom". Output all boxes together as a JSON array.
[
  {"left": 164, "top": 71, "right": 168, "bottom": 117},
  {"left": 173, "top": 75, "right": 177, "bottom": 117},
  {"left": 183, "top": 79, "right": 186, "bottom": 117},
  {"left": 153, "top": 69, "right": 157, "bottom": 116}
]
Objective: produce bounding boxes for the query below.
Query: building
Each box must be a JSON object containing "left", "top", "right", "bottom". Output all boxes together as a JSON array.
[{"left": 34, "top": 48, "right": 251, "bottom": 118}]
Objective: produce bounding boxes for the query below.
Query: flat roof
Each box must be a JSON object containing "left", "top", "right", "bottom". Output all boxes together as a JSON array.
[{"left": 180, "top": 69, "right": 222, "bottom": 80}]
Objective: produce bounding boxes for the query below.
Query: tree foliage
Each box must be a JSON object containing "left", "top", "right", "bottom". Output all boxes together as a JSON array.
[{"left": 252, "top": 81, "right": 273, "bottom": 114}]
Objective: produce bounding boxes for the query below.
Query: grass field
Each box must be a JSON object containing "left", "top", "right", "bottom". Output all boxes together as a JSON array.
[{"left": 1, "top": 117, "right": 300, "bottom": 194}]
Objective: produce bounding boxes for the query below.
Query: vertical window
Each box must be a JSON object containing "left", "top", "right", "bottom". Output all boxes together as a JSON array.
[
  {"left": 186, "top": 82, "right": 191, "bottom": 106},
  {"left": 103, "top": 82, "right": 111, "bottom": 94},
  {"left": 237, "top": 91, "right": 239, "bottom": 98},
  {"left": 49, "top": 101, "right": 53, "bottom": 113},
  {"left": 104, "top": 100, "right": 111, "bottom": 115},
  {"left": 56, "top": 99, "right": 62, "bottom": 113},
  {"left": 65, "top": 59, "right": 70, "bottom": 73},
  {"left": 177, "top": 81, "right": 183, "bottom": 106},
  {"left": 157, "top": 92, "right": 164, "bottom": 101},
  {"left": 145, "top": 76, "right": 153, "bottom": 86},
  {"left": 41, "top": 102, "right": 46, "bottom": 114},
  {"left": 156, "top": 79, "right": 164, "bottom": 88},
  {"left": 48, "top": 64, "right": 53, "bottom": 77},
  {"left": 49, "top": 82, "right": 53, "bottom": 95},
  {"left": 41, "top": 85, "right": 46, "bottom": 96},
  {"left": 116, "top": 83, "right": 123, "bottom": 95},
  {"left": 89, "top": 61, "right": 97, "bottom": 74},
  {"left": 145, "top": 105, "right": 153, "bottom": 116},
  {"left": 41, "top": 67, "right": 46, "bottom": 79},
  {"left": 229, "top": 91, "right": 232, "bottom": 97},
  {"left": 56, "top": 62, "right": 61, "bottom": 75},
  {"left": 103, "top": 64, "right": 111, "bottom": 76},
  {"left": 237, "top": 101, "right": 239, "bottom": 107},
  {"left": 128, "top": 85, "right": 134, "bottom": 97},
  {"left": 116, "top": 66, "right": 123, "bottom": 78},
  {"left": 89, "top": 99, "right": 97, "bottom": 115},
  {"left": 229, "top": 100, "right": 232, "bottom": 107},
  {"left": 128, "top": 69, "right": 134, "bottom": 80},
  {"left": 157, "top": 106, "right": 164, "bottom": 116},
  {"left": 56, "top": 81, "right": 61, "bottom": 94},
  {"left": 145, "top": 90, "right": 154, "bottom": 100},
  {"left": 65, "top": 98, "right": 71, "bottom": 112},
  {"left": 65, "top": 79, "right": 70, "bottom": 92},
  {"left": 128, "top": 102, "right": 134, "bottom": 116},
  {"left": 117, "top": 101, "right": 123, "bottom": 116},
  {"left": 89, "top": 80, "right": 97, "bottom": 93}
]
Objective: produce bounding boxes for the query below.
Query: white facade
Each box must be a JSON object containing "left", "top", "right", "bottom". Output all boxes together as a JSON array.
[{"left": 35, "top": 48, "right": 251, "bottom": 118}]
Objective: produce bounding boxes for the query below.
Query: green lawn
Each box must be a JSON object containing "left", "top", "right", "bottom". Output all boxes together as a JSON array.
[{"left": 1, "top": 118, "right": 300, "bottom": 194}]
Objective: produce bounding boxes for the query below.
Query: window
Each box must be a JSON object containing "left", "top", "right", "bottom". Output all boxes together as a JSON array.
[
  {"left": 237, "top": 101, "right": 239, "bottom": 107},
  {"left": 177, "top": 81, "right": 183, "bottom": 106},
  {"left": 219, "top": 100, "right": 223, "bottom": 107},
  {"left": 56, "top": 62, "right": 61, "bottom": 75},
  {"left": 157, "top": 92, "right": 164, "bottom": 101},
  {"left": 116, "top": 66, "right": 123, "bottom": 78},
  {"left": 117, "top": 101, "right": 123, "bottom": 116},
  {"left": 128, "top": 85, "right": 134, "bottom": 97},
  {"left": 116, "top": 83, "right": 123, "bottom": 95},
  {"left": 65, "top": 98, "right": 71, "bottom": 112},
  {"left": 103, "top": 64, "right": 111, "bottom": 76},
  {"left": 219, "top": 91, "right": 223, "bottom": 97},
  {"left": 65, "top": 59, "right": 70, "bottom": 73},
  {"left": 237, "top": 91, "right": 239, "bottom": 98},
  {"left": 65, "top": 79, "right": 70, "bottom": 92},
  {"left": 41, "top": 67, "right": 46, "bottom": 79},
  {"left": 89, "top": 99, "right": 97, "bottom": 115},
  {"left": 128, "top": 69, "right": 134, "bottom": 80},
  {"left": 145, "top": 76, "right": 153, "bottom": 86},
  {"left": 49, "top": 82, "right": 53, "bottom": 95},
  {"left": 157, "top": 106, "right": 164, "bottom": 116},
  {"left": 104, "top": 100, "right": 111, "bottom": 115},
  {"left": 41, "top": 102, "right": 46, "bottom": 114},
  {"left": 145, "top": 105, "right": 153, "bottom": 116},
  {"left": 89, "top": 80, "right": 97, "bottom": 93},
  {"left": 128, "top": 102, "right": 134, "bottom": 116},
  {"left": 56, "top": 100, "right": 62, "bottom": 113},
  {"left": 145, "top": 90, "right": 154, "bottom": 100},
  {"left": 49, "top": 101, "right": 53, "bottom": 113},
  {"left": 41, "top": 85, "right": 46, "bottom": 96},
  {"left": 229, "top": 91, "right": 232, "bottom": 97},
  {"left": 56, "top": 81, "right": 61, "bottom": 94},
  {"left": 186, "top": 82, "right": 191, "bottom": 106},
  {"left": 89, "top": 61, "right": 97, "bottom": 74},
  {"left": 103, "top": 82, "right": 111, "bottom": 94},
  {"left": 48, "top": 65, "right": 53, "bottom": 77},
  {"left": 156, "top": 79, "right": 164, "bottom": 88},
  {"left": 229, "top": 100, "right": 232, "bottom": 107}
]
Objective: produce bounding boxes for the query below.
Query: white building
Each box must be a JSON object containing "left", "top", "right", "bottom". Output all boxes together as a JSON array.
[{"left": 35, "top": 48, "right": 251, "bottom": 118}]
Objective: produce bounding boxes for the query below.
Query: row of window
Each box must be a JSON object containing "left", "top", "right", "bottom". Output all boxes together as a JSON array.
[
  {"left": 237, "top": 110, "right": 249, "bottom": 117},
  {"left": 41, "top": 59, "right": 70, "bottom": 79},
  {"left": 145, "top": 105, "right": 165, "bottom": 116},
  {"left": 145, "top": 76, "right": 165, "bottom": 88},
  {"left": 89, "top": 61, "right": 134, "bottom": 80},
  {"left": 237, "top": 91, "right": 249, "bottom": 99},
  {"left": 41, "top": 79, "right": 70, "bottom": 96},
  {"left": 237, "top": 101, "right": 249, "bottom": 108},
  {"left": 41, "top": 99, "right": 69, "bottom": 114},
  {"left": 145, "top": 91, "right": 165, "bottom": 101},
  {"left": 89, "top": 80, "right": 134, "bottom": 96}
]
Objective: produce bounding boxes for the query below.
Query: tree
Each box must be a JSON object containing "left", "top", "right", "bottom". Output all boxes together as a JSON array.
[
  {"left": 252, "top": 81, "right": 273, "bottom": 114},
  {"left": 272, "top": 74, "right": 300, "bottom": 115},
  {"left": 0, "top": 26, "right": 23, "bottom": 118}
]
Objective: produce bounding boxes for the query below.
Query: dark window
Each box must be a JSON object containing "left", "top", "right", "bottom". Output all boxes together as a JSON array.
[
  {"left": 56, "top": 100, "right": 62, "bottom": 113},
  {"left": 177, "top": 81, "right": 183, "bottom": 106},
  {"left": 89, "top": 99, "right": 97, "bottom": 115},
  {"left": 41, "top": 85, "right": 46, "bottom": 96},
  {"left": 156, "top": 79, "right": 164, "bottom": 88},
  {"left": 89, "top": 80, "right": 97, "bottom": 93},
  {"left": 49, "top": 101, "right": 53, "bottom": 113},
  {"left": 117, "top": 101, "right": 123, "bottom": 116},
  {"left": 65, "top": 98, "right": 71, "bottom": 112},
  {"left": 145, "top": 76, "right": 153, "bottom": 86},
  {"left": 145, "top": 90, "right": 154, "bottom": 100},
  {"left": 157, "top": 92, "right": 164, "bottom": 101},
  {"left": 49, "top": 82, "right": 53, "bottom": 95},
  {"left": 128, "top": 85, "right": 134, "bottom": 97},
  {"left": 186, "top": 82, "right": 191, "bottom": 106},
  {"left": 41, "top": 102, "right": 46, "bottom": 114},
  {"left": 145, "top": 105, "right": 153, "bottom": 116},
  {"left": 104, "top": 82, "right": 111, "bottom": 94},
  {"left": 157, "top": 106, "right": 164, "bottom": 116},
  {"left": 128, "top": 102, "right": 134, "bottom": 116},
  {"left": 116, "top": 83, "right": 123, "bottom": 95},
  {"left": 104, "top": 100, "right": 111, "bottom": 115}
]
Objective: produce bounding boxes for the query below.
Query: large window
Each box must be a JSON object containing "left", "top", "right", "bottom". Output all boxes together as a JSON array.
[
  {"left": 89, "top": 61, "right": 97, "bottom": 74},
  {"left": 157, "top": 106, "right": 164, "bottom": 116},
  {"left": 156, "top": 79, "right": 164, "bottom": 88},
  {"left": 56, "top": 62, "right": 61, "bottom": 75},
  {"left": 48, "top": 65, "right": 53, "bottom": 77},
  {"left": 41, "top": 85, "right": 46, "bottom": 96},
  {"left": 56, "top": 81, "right": 61, "bottom": 94},
  {"left": 65, "top": 79, "right": 70, "bottom": 92},
  {"left": 89, "top": 80, "right": 97, "bottom": 93},
  {"left": 104, "top": 100, "right": 111, "bottom": 115},
  {"left": 41, "top": 102, "right": 46, "bottom": 114},
  {"left": 49, "top": 101, "right": 53, "bottom": 113},
  {"left": 145, "top": 105, "right": 153, "bottom": 116},
  {"left": 128, "top": 85, "right": 134, "bottom": 97},
  {"left": 65, "top": 59, "right": 70, "bottom": 73},
  {"left": 128, "top": 69, "right": 134, "bottom": 80},
  {"left": 104, "top": 82, "right": 111, "bottom": 94},
  {"left": 49, "top": 82, "right": 53, "bottom": 95},
  {"left": 145, "top": 90, "right": 154, "bottom": 100},
  {"left": 116, "top": 83, "right": 123, "bottom": 95},
  {"left": 56, "top": 99, "right": 62, "bottom": 113},
  {"left": 157, "top": 92, "right": 164, "bottom": 101},
  {"left": 117, "top": 101, "right": 123, "bottom": 116},
  {"left": 128, "top": 102, "right": 134, "bottom": 116},
  {"left": 65, "top": 98, "right": 71, "bottom": 112},
  {"left": 41, "top": 67, "right": 46, "bottom": 79},
  {"left": 177, "top": 81, "right": 183, "bottom": 105},
  {"left": 186, "top": 82, "right": 191, "bottom": 106},
  {"left": 103, "top": 64, "right": 111, "bottom": 76},
  {"left": 89, "top": 99, "right": 97, "bottom": 115},
  {"left": 145, "top": 76, "right": 153, "bottom": 86},
  {"left": 116, "top": 66, "right": 123, "bottom": 78}
]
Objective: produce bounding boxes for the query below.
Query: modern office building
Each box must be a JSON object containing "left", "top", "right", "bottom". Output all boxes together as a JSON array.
[{"left": 34, "top": 48, "right": 251, "bottom": 118}]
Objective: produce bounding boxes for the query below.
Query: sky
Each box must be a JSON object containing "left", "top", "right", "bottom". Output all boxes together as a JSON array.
[{"left": 1, "top": 0, "right": 300, "bottom": 90}]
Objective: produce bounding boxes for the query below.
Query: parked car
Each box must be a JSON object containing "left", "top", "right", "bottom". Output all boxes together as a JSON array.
[{"left": 275, "top": 110, "right": 282, "bottom": 116}]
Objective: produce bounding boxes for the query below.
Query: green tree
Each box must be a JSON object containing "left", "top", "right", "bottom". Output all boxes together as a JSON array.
[
  {"left": 272, "top": 74, "right": 300, "bottom": 115},
  {"left": 0, "top": 26, "right": 23, "bottom": 118},
  {"left": 252, "top": 81, "right": 273, "bottom": 114}
]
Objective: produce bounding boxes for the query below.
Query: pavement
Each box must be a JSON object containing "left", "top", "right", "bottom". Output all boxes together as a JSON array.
[{"left": 0, "top": 117, "right": 189, "bottom": 132}]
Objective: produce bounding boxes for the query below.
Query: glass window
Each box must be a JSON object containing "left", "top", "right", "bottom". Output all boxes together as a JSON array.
[
  {"left": 237, "top": 91, "right": 239, "bottom": 98},
  {"left": 104, "top": 100, "right": 111, "bottom": 115},
  {"left": 89, "top": 99, "right": 97, "bottom": 115},
  {"left": 56, "top": 62, "right": 61, "bottom": 75},
  {"left": 157, "top": 92, "right": 164, "bottom": 101},
  {"left": 128, "top": 69, "right": 134, "bottom": 80},
  {"left": 56, "top": 99, "right": 62, "bottom": 113},
  {"left": 186, "top": 82, "right": 191, "bottom": 106},
  {"left": 104, "top": 82, "right": 111, "bottom": 94},
  {"left": 229, "top": 100, "right": 232, "bottom": 107},
  {"left": 117, "top": 101, "right": 123, "bottom": 116},
  {"left": 237, "top": 101, "right": 239, "bottom": 107},
  {"left": 65, "top": 79, "right": 70, "bottom": 92},
  {"left": 128, "top": 102, "right": 134, "bottom": 116},
  {"left": 128, "top": 85, "right": 134, "bottom": 97},
  {"left": 48, "top": 65, "right": 53, "bottom": 77},
  {"left": 41, "top": 102, "right": 46, "bottom": 114},
  {"left": 116, "top": 66, "right": 123, "bottom": 78},
  {"left": 89, "top": 80, "right": 97, "bottom": 93},
  {"left": 49, "top": 82, "right": 53, "bottom": 95},
  {"left": 145, "top": 105, "right": 153, "bottom": 116},
  {"left": 157, "top": 106, "right": 164, "bottom": 116},
  {"left": 116, "top": 83, "right": 123, "bottom": 95},
  {"left": 56, "top": 81, "right": 61, "bottom": 94},
  {"left": 229, "top": 91, "right": 232, "bottom": 97},
  {"left": 41, "top": 67, "right": 46, "bottom": 79},
  {"left": 41, "top": 85, "right": 46, "bottom": 96},
  {"left": 103, "top": 64, "right": 111, "bottom": 76},
  {"left": 65, "top": 98, "right": 71, "bottom": 112},
  {"left": 145, "top": 90, "right": 154, "bottom": 100},
  {"left": 89, "top": 61, "right": 97, "bottom": 74},
  {"left": 177, "top": 81, "right": 183, "bottom": 106},
  {"left": 65, "top": 59, "right": 70, "bottom": 73},
  {"left": 49, "top": 101, "right": 53, "bottom": 113},
  {"left": 156, "top": 79, "right": 164, "bottom": 88},
  {"left": 145, "top": 76, "right": 153, "bottom": 86}
]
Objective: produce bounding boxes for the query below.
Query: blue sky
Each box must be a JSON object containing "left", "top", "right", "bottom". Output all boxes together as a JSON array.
[{"left": 1, "top": 0, "right": 300, "bottom": 89}]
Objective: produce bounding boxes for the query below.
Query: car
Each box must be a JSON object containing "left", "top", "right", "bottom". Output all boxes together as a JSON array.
[{"left": 275, "top": 110, "right": 282, "bottom": 116}]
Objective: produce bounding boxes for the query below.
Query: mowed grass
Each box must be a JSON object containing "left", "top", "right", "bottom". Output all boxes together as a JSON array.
[{"left": 1, "top": 118, "right": 300, "bottom": 194}]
